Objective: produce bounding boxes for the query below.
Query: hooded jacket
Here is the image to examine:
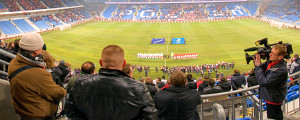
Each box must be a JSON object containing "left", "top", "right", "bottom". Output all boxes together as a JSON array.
[{"left": 8, "top": 54, "right": 66, "bottom": 118}]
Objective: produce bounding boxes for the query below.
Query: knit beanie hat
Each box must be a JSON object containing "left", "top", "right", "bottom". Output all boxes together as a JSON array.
[{"left": 19, "top": 32, "right": 44, "bottom": 51}]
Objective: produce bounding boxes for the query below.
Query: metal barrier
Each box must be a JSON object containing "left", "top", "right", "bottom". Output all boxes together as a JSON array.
[
  {"left": 199, "top": 71, "right": 300, "bottom": 120},
  {"left": 0, "top": 48, "right": 15, "bottom": 76}
]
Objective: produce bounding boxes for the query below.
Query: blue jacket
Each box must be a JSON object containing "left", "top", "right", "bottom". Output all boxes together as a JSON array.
[{"left": 255, "top": 59, "right": 288, "bottom": 103}]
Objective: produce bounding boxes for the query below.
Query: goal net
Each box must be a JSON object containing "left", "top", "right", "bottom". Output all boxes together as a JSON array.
[{"left": 59, "top": 24, "right": 72, "bottom": 31}]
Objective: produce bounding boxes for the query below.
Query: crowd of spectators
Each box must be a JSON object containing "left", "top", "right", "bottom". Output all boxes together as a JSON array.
[
  {"left": 55, "top": 10, "right": 82, "bottom": 23},
  {"left": 42, "top": 0, "right": 64, "bottom": 8},
  {"left": 2, "top": 0, "right": 20, "bottom": 12},
  {"left": 160, "top": 4, "right": 183, "bottom": 19},
  {"left": 18, "top": 0, "right": 47, "bottom": 10}
]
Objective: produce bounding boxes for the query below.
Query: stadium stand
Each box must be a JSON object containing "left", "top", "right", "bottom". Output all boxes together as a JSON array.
[
  {"left": 0, "top": 2, "right": 4, "bottom": 9},
  {"left": 61, "top": 0, "right": 79, "bottom": 7},
  {"left": 2, "top": 0, "right": 20, "bottom": 12},
  {"left": 0, "top": 20, "right": 22, "bottom": 35},
  {"left": 29, "top": 17, "right": 51, "bottom": 30},
  {"left": 102, "top": 5, "right": 118, "bottom": 19},
  {"left": 226, "top": 3, "right": 249, "bottom": 17},
  {"left": 42, "top": 0, "right": 64, "bottom": 8},
  {"left": 12, "top": 19, "right": 36, "bottom": 33},
  {"left": 242, "top": 2, "right": 259, "bottom": 16},
  {"left": 112, "top": 5, "right": 136, "bottom": 19}
]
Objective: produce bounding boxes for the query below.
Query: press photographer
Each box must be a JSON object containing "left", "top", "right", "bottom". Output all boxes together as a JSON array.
[{"left": 245, "top": 38, "right": 293, "bottom": 120}]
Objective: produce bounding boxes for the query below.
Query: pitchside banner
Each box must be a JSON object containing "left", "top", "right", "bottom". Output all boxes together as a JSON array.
[
  {"left": 151, "top": 38, "right": 165, "bottom": 44},
  {"left": 171, "top": 38, "right": 185, "bottom": 44}
]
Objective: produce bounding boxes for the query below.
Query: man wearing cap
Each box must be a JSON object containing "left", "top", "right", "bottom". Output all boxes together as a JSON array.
[{"left": 8, "top": 32, "right": 66, "bottom": 120}]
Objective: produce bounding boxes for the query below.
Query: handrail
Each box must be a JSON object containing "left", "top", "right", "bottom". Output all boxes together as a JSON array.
[
  {"left": 0, "top": 49, "right": 16, "bottom": 59},
  {"left": 0, "top": 59, "right": 10, "bottom": 65},
  {"left": 201, "top": 85, "right": 259, "bottom": 99},
  {"left": 0, "top": 71, "right": 8, "bottom": 76},
  {"left": 213, "top": 103, "right": 226, "bottom": 120},
  {"left": 201, "top": 71, "right": 300, "bottom": 99}
]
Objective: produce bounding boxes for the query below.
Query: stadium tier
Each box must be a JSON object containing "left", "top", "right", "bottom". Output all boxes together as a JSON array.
[
  {"left": 0, "top": 0, "right": 300, "bottom": 36},
  {"left": 0, "top": 20, "right": 22, "bottom": 35},
  {"left": 12, "top": 19, "right": 36, "bottom": 33}
]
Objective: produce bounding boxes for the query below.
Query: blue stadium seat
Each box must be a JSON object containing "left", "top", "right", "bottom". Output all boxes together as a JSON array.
[
  {"left": 103, "top": 6, "right": 118, "bottom": 18},
  {"left": 236, "top": 117, "right": 251, "bottom": 120},
  {"left": 242, "top": 2, "right": 259, "bottom": 16},
  {"left": 29, "top": 18, "right": 51, "bottom": 30},
  {"left": 0, "top": 2, "right": 4, "bottom": 9},
  {"left": 12, "top": 19, "right": 35, "bottom": 33},
  {"left": 0, "top": 20, "right": 22, "bottom": 35}
]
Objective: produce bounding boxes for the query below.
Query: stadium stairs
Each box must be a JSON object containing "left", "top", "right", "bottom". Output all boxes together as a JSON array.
[
  {"left": 12, "top": 19, "right": 36, "bottom": 33},
  {"left": 9, "top": 20, "right": 23, "bottom": 34},
  {"left": 40, "top": 0, "right": 50, "bottom": 9},
  {"left": 15, "top": 1, "right": 25, "bottom": 11},
  {"left": 100, "top": 6, "right": 107, "bottom": 19},
  {"left": 24, "top": 18, "right": 41, "bottom": 31}
]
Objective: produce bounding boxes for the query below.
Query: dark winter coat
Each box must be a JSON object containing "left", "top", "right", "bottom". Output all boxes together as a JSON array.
[{"left": 154, "top": 86, "right": 201, "bottom": 120}]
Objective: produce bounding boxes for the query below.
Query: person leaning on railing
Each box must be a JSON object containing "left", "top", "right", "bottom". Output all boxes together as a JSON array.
[{"left": 253, "top": 44, "right": 288, "bottom": 120}]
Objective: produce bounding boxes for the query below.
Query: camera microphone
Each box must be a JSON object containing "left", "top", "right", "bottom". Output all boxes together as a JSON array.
[{"left": 244, "top": 47, "right": 258, "bottom": 52}]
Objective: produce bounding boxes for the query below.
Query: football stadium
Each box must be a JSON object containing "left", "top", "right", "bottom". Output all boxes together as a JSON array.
[{"left": 1, "top": 0, "right": 300, "bottom": 120}]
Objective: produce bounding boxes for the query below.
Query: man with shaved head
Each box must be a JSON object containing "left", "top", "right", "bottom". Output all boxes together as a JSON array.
[{"left": 65, "top": 45, "right": 157, "bottom": 120}]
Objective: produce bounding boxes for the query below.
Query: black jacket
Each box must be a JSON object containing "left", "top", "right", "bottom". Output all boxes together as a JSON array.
[
  {"left": 198, "top": 81, "right": 209, "bottom": 94},
  {"left": 156, "top": 81, "right": 165, "bottom": 89},
  {"left": 247, "top": 73, "right": 258, "bottom": 87},
  {"left": 231, "top": 73, "right": 246, "bottom": 90},
  {"left": 153, "top": 86, "right": 201, "bottom": 120},
  {"left": 216, "top": 81, "right": 231, "bottom": 92},
  {"left": 146, "top": 83, "right": 158, "bottom": 98},
  {"left": 65, "top": 68, "right": 157, "bottom": 120},
  {"left": 255, "top": 60, "right": 288, "bottom": 103},
  {"left": 203, "top": 85, "right": 223, "bottom": 94}
]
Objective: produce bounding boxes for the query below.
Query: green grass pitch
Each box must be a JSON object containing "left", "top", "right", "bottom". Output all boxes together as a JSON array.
[{"left": 41, "top": 19, "right": 300, "bottom": 79}]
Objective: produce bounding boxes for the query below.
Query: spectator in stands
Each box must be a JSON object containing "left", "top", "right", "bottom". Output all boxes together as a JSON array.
[
  {"left": 186, "top": 74, "right": 197, "bottom": 89},
  {"left": 8, "top": 32, "right": 66, "bottom": 119},
  {"left": 198, "top": 76, "right": 210, "bottom": 94},
  {"left": 139, "top": 77, "right": 145, "bottom": 83},
  {"left": 66, "top": 61, "right": 95, "bottom": 92},
  {"left": 65, "top": 45, "right": 157, "bottom": 119},
  {"left": 290, "top": 54, "right": 300, "bottom": 79},
  {"left": 43, "top": 50, "right": 63, "bottom": 87},
  {"left": 231, "top": 69, "right": 246, "bottom": 90},
  {"left": 203, "top": 79, "right": 223, "bottom": 94},
  {"left": 196, "top": 77, "right": 203, "bottom": 88},
  {"left": 122, "top": 63, "right": 133, "bottom": 78},
  {"left": 253, "top": 44, "right": 288, "bottom": 120},
  {"left": 156, "top": 77, "right": 165, "bottom": 89},
  {"left": 161, "top": 79, "right": 171, "bottom": 90},
  {"left": 216, "top": 76, "right": 231, "bottom": 92},
  {"left": 154, "top": 70, "right": 201, "bottom": 120},
  {"left": 145, "top": 77, "right": 158, "bottom": 98},
  {"left": 247, "top": 69, "right": 258, "bottom": 87}
]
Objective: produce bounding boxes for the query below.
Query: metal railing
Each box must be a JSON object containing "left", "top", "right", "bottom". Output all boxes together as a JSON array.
[
  {"left": 0, "top": 48, "right": 16, "bottom": 76},
  {"left": 199, "top": 71, "right": 300, "bottom": 120}
]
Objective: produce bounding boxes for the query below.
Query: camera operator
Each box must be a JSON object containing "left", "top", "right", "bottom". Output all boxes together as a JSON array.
[{"left": 253, "top": 44, "right": 288, "bottom": 120}]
